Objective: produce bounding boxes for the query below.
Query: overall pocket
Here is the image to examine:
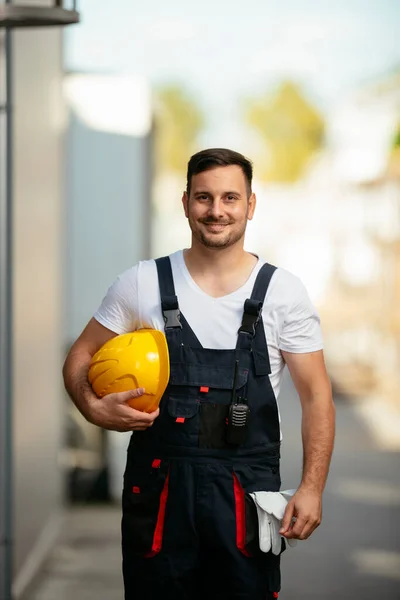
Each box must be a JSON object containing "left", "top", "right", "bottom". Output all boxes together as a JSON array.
[
  {"left": 159, "top": 394, "right": 200, "bottom": 447},
  {"left": 231, "top": 463, "right": 282, "bottom": 559},
  {"left": 232, "top": 472, "right": 258, "bottom": 557},
  {"left": 165, "top": 361, "right": 249, "bottom": 449},
  {"left": 122, "top": 457, "right": 170, "bottom": 558}
]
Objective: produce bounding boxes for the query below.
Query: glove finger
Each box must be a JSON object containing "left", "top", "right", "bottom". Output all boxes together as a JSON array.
[
  {"left": 270, "top": 516, "right": 282, "bottom": 555},
  {"left": 256, "top": 505, "right": 271, "bottom": 553},
  {"left": 269, "top": 501, "right": 287, "bottom": 521},
  {"left": 254, "top": 492, "right": 288, "bottom": 521}
]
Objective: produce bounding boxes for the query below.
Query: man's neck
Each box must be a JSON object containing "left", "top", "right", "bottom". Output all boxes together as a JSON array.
[
  {"left": 182, "top": 241, "right": 258, "bottom": 298},
  {"left": 184, "top": 241, "right": 253, "bottom": 273}
]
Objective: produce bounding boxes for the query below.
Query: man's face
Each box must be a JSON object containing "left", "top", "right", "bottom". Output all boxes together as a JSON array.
[{"left": 182, "top": 165, "right": 256, "bottom": 250}]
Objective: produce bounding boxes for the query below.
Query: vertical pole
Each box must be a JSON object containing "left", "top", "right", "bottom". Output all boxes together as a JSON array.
[{"left": 0, "top": 17, "right": 13, "bottom": 600}]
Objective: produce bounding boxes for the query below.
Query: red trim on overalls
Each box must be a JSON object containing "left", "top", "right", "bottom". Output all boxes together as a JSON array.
[
  {"left": 145, "top": 471, "right": 170, "bottom": 557},
  {"left": 233, "top": 473, "right": 252, "bottom": 557}
]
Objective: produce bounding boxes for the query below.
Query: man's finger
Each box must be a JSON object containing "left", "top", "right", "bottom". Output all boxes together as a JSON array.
[
  {"left": 298, "top": 518, "right": 321, "bottom": 540},
  {"left": 129, "top": 417, "right": 157, "bottom": 428},
  {"left": 284, "top": 515, "right": 308, "bottom": 539},
  {"left": 280, "top": 502, "right": 295, "bottom": 534},
  {"left": 131, "top": 424, "right": 151, "bottom": 431},
  {"left": 129, "top": 407, "right": 160, "bottom": 422}
]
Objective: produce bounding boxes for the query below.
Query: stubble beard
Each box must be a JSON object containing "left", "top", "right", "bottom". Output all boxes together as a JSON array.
[{"left": 190, "top": 218, "right": 247, "bottom": 249}]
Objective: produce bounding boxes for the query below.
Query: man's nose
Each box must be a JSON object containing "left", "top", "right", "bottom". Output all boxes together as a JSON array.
[{"left": 208, "top": 198, "right": 224, "bottom": 218}]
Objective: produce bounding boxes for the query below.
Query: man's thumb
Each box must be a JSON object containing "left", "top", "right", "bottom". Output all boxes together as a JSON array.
[{"left": 117, "top": 388, "right": 145, "bottom": 403}]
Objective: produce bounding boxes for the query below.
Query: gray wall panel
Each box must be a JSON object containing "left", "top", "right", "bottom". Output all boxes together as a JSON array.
[
  {"left": 65, "top": 110, "right": 152, "bottom": 342},
  {"left": 11, "top": 26, "right": 64, "bottom": 596},
  {"left": 64, "top": 76, "right": 153, "bottom": 502}
]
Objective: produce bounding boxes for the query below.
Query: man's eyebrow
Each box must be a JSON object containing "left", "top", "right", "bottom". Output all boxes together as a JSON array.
[{"left": 193, "top": 190, "right": 242, "bottom": 196}]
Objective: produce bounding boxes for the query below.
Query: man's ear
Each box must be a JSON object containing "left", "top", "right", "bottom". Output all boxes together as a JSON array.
[
  {"left": 182, "top": 191, "right": 189, "bottom": 218},
  {"left": 248, "top": 193, "right": 256, "bottom": 220}
]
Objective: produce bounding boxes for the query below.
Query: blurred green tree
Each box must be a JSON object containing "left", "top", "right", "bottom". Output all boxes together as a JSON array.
[
  {"left": 388, "top": 120, "right": 400, "bottom": 178},
  {"left": 244, "top": 81, "right": 325, "bottom": 183},
  {"left": 393, "top": 122, "right": 400, "bottom": 149},
  {"left": 153, "top": 84, "right": 204, "bottom": 175}
]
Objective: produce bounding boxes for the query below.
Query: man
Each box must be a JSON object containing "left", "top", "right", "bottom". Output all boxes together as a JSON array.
[{"left": 63, "top": 148, "right": 335, "bottom": 600}]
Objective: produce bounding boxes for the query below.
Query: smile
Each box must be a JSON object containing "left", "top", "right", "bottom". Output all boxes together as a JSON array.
[{"left": 203, "top": 223, "right": 229, "bottom": 232}]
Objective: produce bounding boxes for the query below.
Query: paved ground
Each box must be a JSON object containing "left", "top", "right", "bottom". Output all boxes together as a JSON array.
[
  {"left": 23, "top": 372, "right": 400, "bottom": 600},
  {"left": 279, "top": 375, "right": 400, "bottom": 600}
]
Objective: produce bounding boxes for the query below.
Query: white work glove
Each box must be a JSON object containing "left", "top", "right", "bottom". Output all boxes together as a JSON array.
[{"left": 249, "top": 489, "right": 298, "bottom": 555}]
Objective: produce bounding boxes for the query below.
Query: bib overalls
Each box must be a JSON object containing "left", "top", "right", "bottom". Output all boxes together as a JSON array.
[{"left": 122, "top": 257, "right": 284, "bottom": 600}]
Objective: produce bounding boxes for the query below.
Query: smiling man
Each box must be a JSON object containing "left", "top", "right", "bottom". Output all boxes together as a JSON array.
[{"left": 63, "top": 148, "right": 335, "bottom": 600}]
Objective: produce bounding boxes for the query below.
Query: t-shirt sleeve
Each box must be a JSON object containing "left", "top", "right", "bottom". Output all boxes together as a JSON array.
[
  {"left": 279, "top": 278, "right": 323, "bottom": 353},
  {"left": 93, "top": 265, "right": 140, "bottom": 335}
]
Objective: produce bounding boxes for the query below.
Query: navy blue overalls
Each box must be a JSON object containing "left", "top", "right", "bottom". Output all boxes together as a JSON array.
[{"left": 122, "top": 257, "right": 284, "bottom": 600}]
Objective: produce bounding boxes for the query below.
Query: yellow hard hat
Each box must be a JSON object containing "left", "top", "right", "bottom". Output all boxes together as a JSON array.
[{"left": 88, "top": 329, "right": 170, "bottom": 413}]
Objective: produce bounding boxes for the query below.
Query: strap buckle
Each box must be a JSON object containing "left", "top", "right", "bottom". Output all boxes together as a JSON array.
[
  {"left": 161, "top": 294, "right": 182, "bottom": 329},
  {"left": 162, "top": 308, "right": 182, "bottom": 329},
  {"left": 238, "top": 299, "right": 262, "bottom": 336}
]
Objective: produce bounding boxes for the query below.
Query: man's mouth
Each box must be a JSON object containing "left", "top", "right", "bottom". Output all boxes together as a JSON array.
[{"left": 201, "top": 222, "right": 230, "bottom": 232}]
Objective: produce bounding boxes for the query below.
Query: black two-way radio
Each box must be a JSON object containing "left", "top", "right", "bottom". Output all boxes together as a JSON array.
[{"left": 226, "top": 359, "right": 250, "bottom": 446}]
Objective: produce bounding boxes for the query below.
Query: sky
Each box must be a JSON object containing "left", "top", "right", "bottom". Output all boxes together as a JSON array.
[{"left": 64, "top": 0, "right": 400, "bottom": 145}]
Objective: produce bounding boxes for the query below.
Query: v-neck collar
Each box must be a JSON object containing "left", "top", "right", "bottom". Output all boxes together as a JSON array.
[{"left": 175, "top": 249, "right": 262, "bottom": 301}]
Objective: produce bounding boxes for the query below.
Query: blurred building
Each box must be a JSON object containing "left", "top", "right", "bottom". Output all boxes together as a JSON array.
[{"left": 62, "top": 73, "right": 154, "bottom": 504}]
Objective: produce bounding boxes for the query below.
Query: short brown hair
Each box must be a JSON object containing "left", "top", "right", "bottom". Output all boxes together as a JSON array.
[{"left": 186, "top": 148, "right": 253, "bottom": 197}]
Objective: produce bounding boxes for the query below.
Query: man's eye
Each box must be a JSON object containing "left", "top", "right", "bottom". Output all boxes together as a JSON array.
[
  {"left": 198, "top": 195, "right": 209, "bottom": 201},
  {"left": 226, "top": 195, "right": 237, "bottom": 201}
]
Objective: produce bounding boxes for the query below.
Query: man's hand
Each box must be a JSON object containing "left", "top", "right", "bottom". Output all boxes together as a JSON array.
[
  {"left": 62, "top": 320, "right": 162, "bottom": 431},
  {"left": 279, "top": 487, "right": 322, "bottom": 540},
  {"left": 88, "top": 387, "right": 160, "bottom": 432}
]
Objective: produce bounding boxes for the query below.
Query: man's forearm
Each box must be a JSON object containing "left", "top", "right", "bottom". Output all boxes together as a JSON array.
[
  {"left": 299, "top": 392, "right": 336, "bottom": 493},
  {"left": 63, "top": 348, "right": 97, "bottom": 423}
]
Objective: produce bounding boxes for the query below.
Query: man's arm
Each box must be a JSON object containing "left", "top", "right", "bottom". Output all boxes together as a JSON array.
[
  {"left": 279, "top": 349, "right": 335, "bottom": 540},
  {"left": 63, "top": 318, "right": 159, "bottom": 432}
]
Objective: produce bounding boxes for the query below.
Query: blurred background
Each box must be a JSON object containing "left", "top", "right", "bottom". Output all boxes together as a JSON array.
[{"left": 1, "top": 0, "right": 400, "bottom": 599}]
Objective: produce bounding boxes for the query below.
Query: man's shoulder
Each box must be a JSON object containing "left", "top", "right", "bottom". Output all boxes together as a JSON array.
[
  {"left": 256, "top": 261, "right": 309, "bottom": 313},
  {"left": 258, "top": 260, "right": 304, "bottom": 293},
  {"left": 139, "top": 250, "right": 183, "bottom": 266},
  {"left": 112, "top": 258, "right": 155, "bottom": 290},
  {"left": 273, "top": 265, "right": 303, "bottom": 287},
  {"left": 122, "top": 250, "right": 184, "bottom": 284}
]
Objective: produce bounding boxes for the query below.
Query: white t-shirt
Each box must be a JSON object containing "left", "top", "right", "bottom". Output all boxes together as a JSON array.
[{"left": 94, "top": 251, "right": 323, "bottom": 416}]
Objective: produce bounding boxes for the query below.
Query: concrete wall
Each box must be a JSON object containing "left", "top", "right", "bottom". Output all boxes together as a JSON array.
[{"left": 11, "top": 25, "right": 65, "bottom": 598}]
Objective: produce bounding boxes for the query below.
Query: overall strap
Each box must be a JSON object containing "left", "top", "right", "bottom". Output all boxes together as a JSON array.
[
  {"left": 155, "top": 256, "right": 182, "bottom": 329},
  {"left": 155, "top": 256, "right": 203, "bottom": 350},
  {"left": 237, "top": 262, "right": 277, "bottom": 375},
  {"left": 249, "top": 262, "right": 277, "bottom": 305}
]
